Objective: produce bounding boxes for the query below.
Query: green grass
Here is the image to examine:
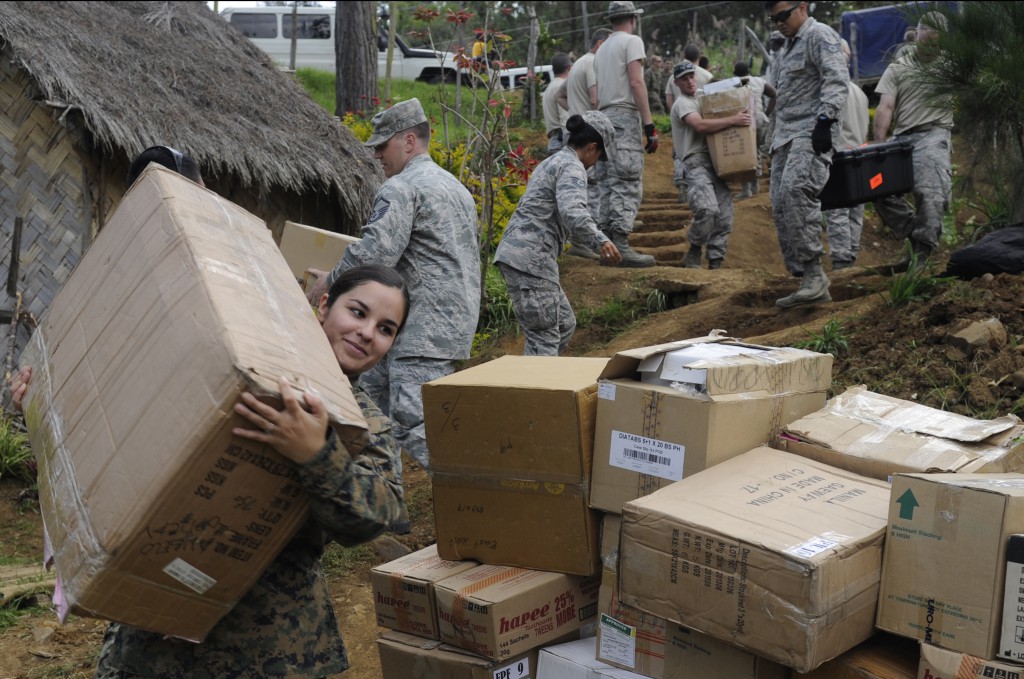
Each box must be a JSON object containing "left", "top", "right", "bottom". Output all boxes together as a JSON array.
[
  {"left": 293, "top": 69, "right": 528, "bottom": 136},
  {"left": 794, "top": 318, "right": 850, "bottom": 358},
  {"left": 0, "top": 414, "right": 33, "bottom": 483},
  {"left": 320, "top": 543, "right": 375, "bottom": 577}
]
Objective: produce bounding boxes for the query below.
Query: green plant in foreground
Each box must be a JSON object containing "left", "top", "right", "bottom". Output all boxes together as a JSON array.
[
  {"left": 0, "top": 414, "right": 33, "bottom": 483},
  {"left": 882, "top": 257, "right": 952, "bottom": 307},
  {"left": 794, "top": 318, "right": 850, "bottom": 358}
]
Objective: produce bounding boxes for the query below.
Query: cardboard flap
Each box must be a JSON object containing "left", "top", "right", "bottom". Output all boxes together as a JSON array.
[
  {"left": 827, "top": 386, "right": 1018, "bottom": 443},
  {"left": 598, "top": 335, "right": 730, "bottom": 380}
]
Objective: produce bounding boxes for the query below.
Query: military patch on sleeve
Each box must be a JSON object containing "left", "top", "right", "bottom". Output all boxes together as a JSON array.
[{"left": 368, "top": 196, "right": 391, "bottom": 224}]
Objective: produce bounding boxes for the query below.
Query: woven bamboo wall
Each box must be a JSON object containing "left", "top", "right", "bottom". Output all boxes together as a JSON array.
[{"left": 0, "top": 56, "right": 89, "bottom": 322}]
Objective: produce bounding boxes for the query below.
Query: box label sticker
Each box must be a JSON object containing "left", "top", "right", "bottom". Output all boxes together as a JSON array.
[
  {"left": 1000, "top": 537, "right": 1024, "bottom": 661},
  {"left": 609, "top": 430, "right": 684, "bottom": 481},
  {"left": 785, "top": 535, "right": 839, "bottom": 559},
  {"left": 598, "top": 382, "right": 617, "bottom": 400},
  {"left": 492, "top": 657, "right": 530, "bottom": 679},
  {"left": 598, "top": 613, "right": 637, "bottom": 667},
  {"left": 163, "top": 557, "right": 216, "bottom": 594}
]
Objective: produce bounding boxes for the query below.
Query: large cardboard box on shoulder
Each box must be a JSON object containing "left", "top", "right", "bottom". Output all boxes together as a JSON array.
[
  {"left": 778, "top": 386, "right": 1024, "bottom": 480},
  {"left": 19, "top": 165, "right": 367, "bottom": 641},
  {"left": 434, "top": 563, "right": 601, "bottom": 661},
  {"left": 277, "top": 220, "right": 360, "bottom": 294},
  {"left": 370, "top": 544, "right": 479, "bottom": 639},
  {"left": 591, "top": 337, "right": 831, "bottom": 514},
  {"left": 699, "top": 84, "right": 759, "bottom": 182},
  {"left": 877, "top": 473, "right": 1024, "bottom": 659},
  {"left": 618, "top": 447, "right": 891, "bottom": 673},
  {"left": 423, "top": 356, "right": 608, "bottom": 575},
  {"left": 377, "top": 630, "right": 550, "bottom": 679}
]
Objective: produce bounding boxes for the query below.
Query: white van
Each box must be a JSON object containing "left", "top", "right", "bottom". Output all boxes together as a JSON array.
[{"left": 221, "top": 6, "right": 461, "bottom": 83}]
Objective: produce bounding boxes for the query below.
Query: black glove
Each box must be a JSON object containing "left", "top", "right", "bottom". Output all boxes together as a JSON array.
[
  {"left": 811, "top": 115, "right": 835, "bottom": 154},
  {"left": 644, "top": 123, "right": 659, "bottom": 154}
]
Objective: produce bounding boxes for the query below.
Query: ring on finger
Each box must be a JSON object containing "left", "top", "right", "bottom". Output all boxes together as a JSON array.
[{"left": 264, "top": 422, "right": 275, "bottom": 434}]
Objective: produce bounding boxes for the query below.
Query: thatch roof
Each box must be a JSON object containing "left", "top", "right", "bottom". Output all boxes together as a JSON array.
[{"left": 0, "top": 1, "right": 382, "bottom": 225}]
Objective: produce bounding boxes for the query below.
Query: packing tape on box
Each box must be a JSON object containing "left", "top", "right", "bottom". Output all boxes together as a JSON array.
[{"left": 19, "top": 329, "right": 105, "bottom": 619}]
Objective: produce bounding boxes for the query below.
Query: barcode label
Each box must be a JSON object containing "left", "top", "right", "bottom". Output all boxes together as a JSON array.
[{"left": 608, "top": 430, "right": 684, "bottom": 481}]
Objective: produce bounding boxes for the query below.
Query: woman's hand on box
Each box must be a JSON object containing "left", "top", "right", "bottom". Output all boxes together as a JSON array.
[
  {"left": 9, "top": 366, "right": 31, "bottom": 413},
  {"left": 233, "top": 376, "right": 329, "bottom": 465}
]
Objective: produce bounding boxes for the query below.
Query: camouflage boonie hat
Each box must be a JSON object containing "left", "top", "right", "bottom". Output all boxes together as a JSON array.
[
  {"left": 605, "top": 0, "right": 644, "bottom": 20},
  {"left": 364, "top": 98, "right": 428, "bottom": 147},
  {"left": 581, "top": 110, "right": 617, "bottom": 163}
]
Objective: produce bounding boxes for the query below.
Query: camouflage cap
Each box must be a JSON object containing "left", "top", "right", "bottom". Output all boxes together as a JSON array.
[
  {"left": 605, "top": 0, "right": 644, "bottom": 20},
  {"left": 581, "top": 110, "right": 617, "bottom": 162},
  {"left": 364, "top": 98, "right": 428, "bottom": 148},
  {"left": 673, "top": 60, "right": 696, "bottom": 79}
]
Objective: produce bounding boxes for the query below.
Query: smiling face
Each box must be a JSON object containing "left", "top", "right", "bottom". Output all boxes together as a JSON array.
[{"left": 317, "top": 280, "right": 407, "bottom": 377}]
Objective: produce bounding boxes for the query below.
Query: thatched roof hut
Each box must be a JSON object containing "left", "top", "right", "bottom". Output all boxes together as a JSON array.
[{"left": 0, "top": 0, "right": 382, "bottom": 326}]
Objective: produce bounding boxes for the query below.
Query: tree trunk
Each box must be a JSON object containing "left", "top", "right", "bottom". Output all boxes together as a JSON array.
[
  {"left": 527, "top": 3, "right": 539, "bottom": 121},
  {"left": 384, "top": 1, "right": 397, "bottom": 103},
  {"left": 288, "top": 2, "right": 298, "bottom": 70},
  {"left": 336, "top": 1, "right": 378, "bottom": 117}
]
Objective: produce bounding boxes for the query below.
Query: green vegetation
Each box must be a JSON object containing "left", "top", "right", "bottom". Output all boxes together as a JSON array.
[
  {"left": 473, "top": 265, "right": 518, "bottom": 354},
  {"left": 320, "top": 542, "right": 375, "bottom": 577},
  {"left": 882, "top": 257, "right": 952, "bottom": 307},
  {"left": 576, "top": 285, "right": 667, "bottom": 338},
  {"left": 0, "top": 415, "right": 33, "bottom": 483},
  {"left": 794, "top": 318, "right": 850, "bottom": 358}
]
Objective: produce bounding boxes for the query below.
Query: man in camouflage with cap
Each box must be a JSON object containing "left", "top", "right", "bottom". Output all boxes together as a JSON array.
[
  {"left": 671, "top": 60, "right": 753, "bottom": 270},
  {"left": 309, "top": 98, "right": 480, "bottom": 486},
  {"left": 766, "top": 0, "right": 849, "bottom": 309},
  {"left": 593, "top": 0, "right": 658, "bottom": 268},
  {"left": 873, "top": 11, "right": 953, "bottom": 273}
]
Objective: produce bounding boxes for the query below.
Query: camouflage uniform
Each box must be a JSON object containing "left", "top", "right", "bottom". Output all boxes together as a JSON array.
[
  {"left": 594, "top": 29, "right": 647, "bottom": 246},
  {"left": 564, "top": 50, "right": 606, "bottom": 224},
  {"left": 326, "top": 154, "right": 480, "bottom": 469},
  {"left": 824, "top": 80, "right": 870, "bottom": 267},
  {"left": 873, "top": 47, "right": 954, "bottom": 254},
  {"left": 644, "top": 66, "right": 666, "bottom": 115},
  {"left": 769, "top": 17, "right": 849, "bottom": 275},
  {"left": 494, "top": 145, "right": 612, "bottom": 355},
  {"left": 673, "top": 91, "right": 734, "bottom": 263},
  {"left": 93, "top": 387, "right": 403, "bottom": 678}
]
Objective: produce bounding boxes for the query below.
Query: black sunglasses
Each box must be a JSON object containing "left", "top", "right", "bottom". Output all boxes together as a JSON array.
[{"left": 769, "top": 4, "right": 799, "bottom": 24}]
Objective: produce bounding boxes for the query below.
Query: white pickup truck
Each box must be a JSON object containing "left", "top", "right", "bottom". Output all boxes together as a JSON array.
[{"left": 222, "top": 6, "right": 460, "bottom": 83}]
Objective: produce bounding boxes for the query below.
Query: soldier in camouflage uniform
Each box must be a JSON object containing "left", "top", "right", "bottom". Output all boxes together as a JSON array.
[
  {"left": 594, "top": 0, "right": 658, "bottom": 268},
  {"left": 766, "top": 1, "right": 849, "bottom": 309},
  {"left": 644, "top": 55, "right": 666, "bottom": 115},
  {"left": 495, "top": 112, "right": 622, "bottom": 355},
  {"left": 10, "top": 267, "right": 410, "bottom": 678},
  {"left": 308, "top": 99, "right": 480, "bottom": 478},
  {"left": 671, "top": 61, "right": 752, "bottom": 270},
  {"left": 873, "top": 12, "right": 953, "bottom": 273}
]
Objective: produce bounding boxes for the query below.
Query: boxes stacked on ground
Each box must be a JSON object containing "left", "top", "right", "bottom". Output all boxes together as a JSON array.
[
  {"left": 377, "top": 630, "right": 549, "bottom": 679},
  {"left": 778, "top": 386, "right": 1024, "bottom": 480},
  {"left": 591, "top": 337, "right": 832, "bottom": 514},
  {"left": 18, "top": 165, "right": 367, "bottom": 641},
  {"left": 618, "top": 447, "right": 891, "bottom": 673},
  {"left": 596, "top": 542, "right": 788, "bottom": 679},
  {"left": 423, "top": 355, "right": 609, "bottom": 575},
  {"left": 538, "top": 637, "right": 648, "bottom": 679},
  {"left": 877, "top": 473, "right": 1024, "bottom": 659},
  {"left": 370, "top": 544, "right": 479, "bottom": 639},
  {"left": 433, "top": 564, "right": 600, "bottom": 661}
]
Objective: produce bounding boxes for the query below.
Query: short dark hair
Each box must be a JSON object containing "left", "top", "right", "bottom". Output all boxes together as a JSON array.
[
  {"left": 409, "top": 120, "right": 431, "bottom": 143},
  {"left": 683, "top": 44, "right": 701, "bottom": 61},
  {"left": 590, "top": 27, "right": 612, "bottom": 49},
  {"left": 326, "top": 265, "right": 411, "bottom": 333},
  {"left": 733, "top": 61, "right": 750, "bottom": 77},
  {"left": 565, "top": 114, "right": 606, "bottom": 160},
  {"left": 126, "top": 146, "right": 202, "bottom": 186},
  {"left": 552, "top": 52, "right": 572, "bottom": 76}
]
